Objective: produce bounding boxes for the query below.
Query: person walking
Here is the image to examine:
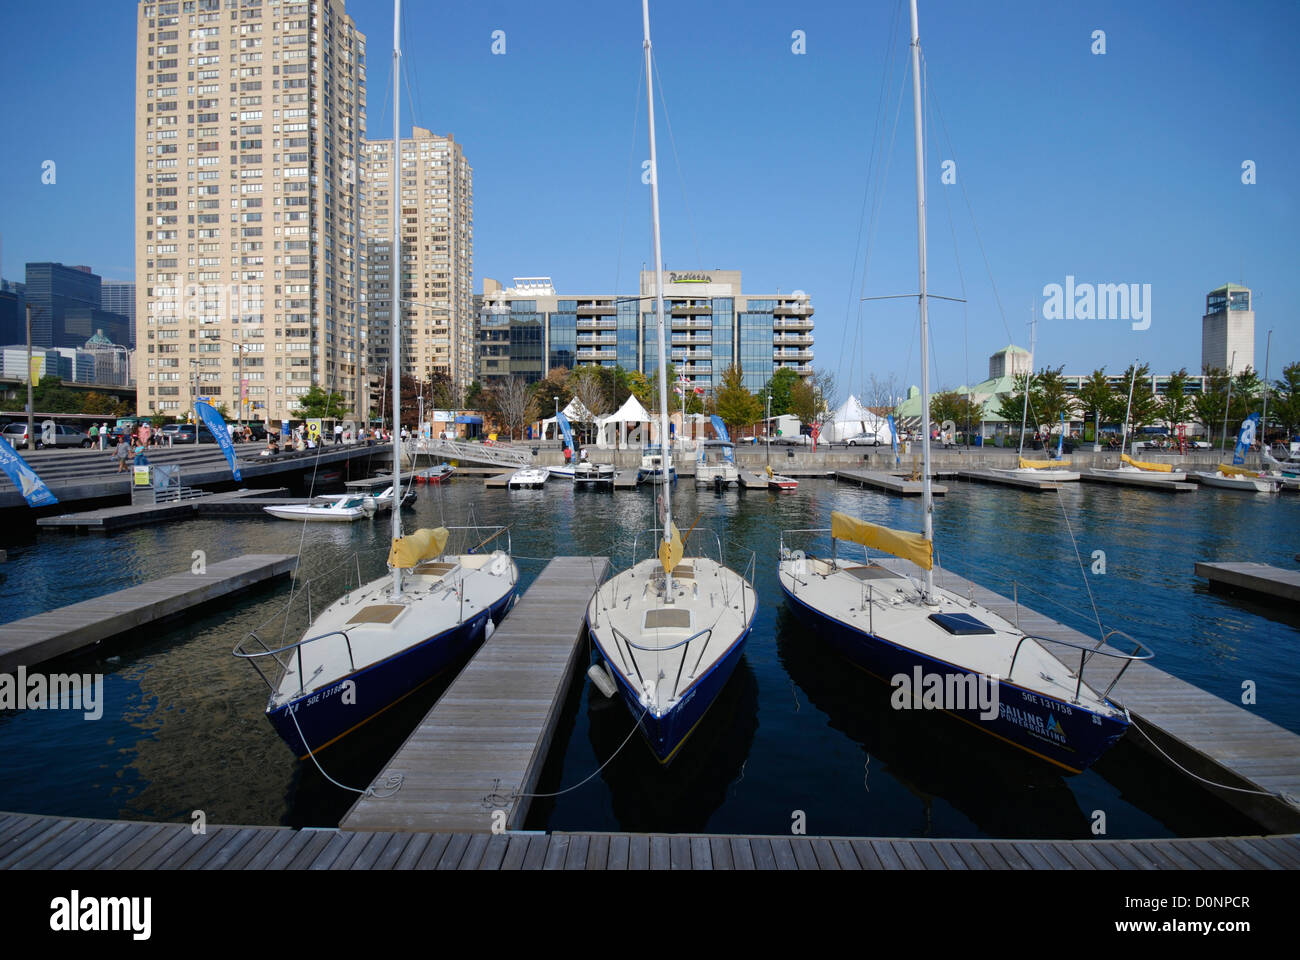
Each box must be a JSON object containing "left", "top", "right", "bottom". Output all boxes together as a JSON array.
[
  {"left": 115, "top": 435, "right": 130, "bottom": 473},
  {"left": 99, "top": 422, "right": 108, "bottom": 450},
  {"left": 88, "top": 422, "right": 98, "bottom": 449},
  {"left": 334, "top": 422, "right": 343, "bottom": 445}
]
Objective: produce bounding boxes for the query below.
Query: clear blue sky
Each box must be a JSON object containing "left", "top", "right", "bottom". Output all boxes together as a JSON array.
[{"left": 1, "top": 0, "right": 1296, "bottom": 397}]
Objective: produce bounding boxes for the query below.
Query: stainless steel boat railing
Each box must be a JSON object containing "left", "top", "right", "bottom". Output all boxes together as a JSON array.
[
  {"left": 1007, "top": 628, "right": 1153, "bottom": 705},
  {"left": 606, "top": 622, "right": 715, "bottom": 701}
]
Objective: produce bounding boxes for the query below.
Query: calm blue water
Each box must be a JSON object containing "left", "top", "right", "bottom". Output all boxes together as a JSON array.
[{"left": 0, "top": 478, "right": 1296, "bottom": 838}]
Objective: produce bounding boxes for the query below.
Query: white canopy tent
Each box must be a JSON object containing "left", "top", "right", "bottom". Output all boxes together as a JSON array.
[
  {"left": 821, "top": 394, "right": 894, "bottom": 444},
  {"left": 538, "top": 398, "right": 598, "bottom": 440},
  {"left": 593, "top": 394, "right": 655, "bottom": 449}
]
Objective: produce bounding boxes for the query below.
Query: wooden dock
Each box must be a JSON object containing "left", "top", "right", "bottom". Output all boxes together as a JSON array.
[
  {"left": 613, "top": 470, "right": 637, "bottom": 489},
  {"left": 1081, "top": 469, "right": 1197, "bottom": 492},
  {"left": 1, "top": 811, "right": 1294, "bottom": 870},
  {"left": 1195, "top": 562, "right": 1300, "bottom": 603},
  {"left": 837, "top": 469, "right": 948, "bottom": 496},
  {"left": 35, "top": 488, "right": 286, "bottom": 533},
  {"left": 340, "top": 556, "right": 610, "bottom": 834},
  {"left": 0, "top": 554, "right": 297, "bottom": 671},
  {"left": 956, "top": 469, "right": 1063, "bottom": 491},
  {"left": 879, "top": 559, "right": 1300, "bottom": 832},
  {"left": 485, "top": 472, "right": 511, "bottom": 488}
]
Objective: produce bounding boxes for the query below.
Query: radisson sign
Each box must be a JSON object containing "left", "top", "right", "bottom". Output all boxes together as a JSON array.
[{"left": 669, "top": 272, "right": 712, "bottom": 283}]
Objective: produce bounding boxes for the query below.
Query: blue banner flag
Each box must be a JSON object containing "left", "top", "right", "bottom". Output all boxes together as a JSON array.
[
  {"left": 710, "top": 415, "right": 731, "bottom": 444},
  {"left": 0, "top": 435, "right": 58, "bottom": 507},
  {"left": 1233, "top": 412, "right": 1260, "bottom": 466},
  {"left": 888, "top": 414, "right": 899, "bottom": 467},
  {"left": 195, "top": 401, "right": 242, "bottom": 481},
  {"left": 556, "top": 410, "right": 575, "bottom": 454},
  {"left": 1057, "top": 410, "right": 1066, "bottom": 460}
]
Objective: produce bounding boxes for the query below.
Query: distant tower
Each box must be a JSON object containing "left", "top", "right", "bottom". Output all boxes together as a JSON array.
[{"left": 1201, "top": 283, "right": 1254, "bottom": 374}]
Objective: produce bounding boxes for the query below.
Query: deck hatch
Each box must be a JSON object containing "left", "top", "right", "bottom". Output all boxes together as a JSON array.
[
  {"left": 346, "top": 604, "right": 406, "bottom": 625},
  {"left": 928, "top": 612, "right": 996, "bottom": 635},
  {"left": 844, "top": 565, "right": 900, "bottom": 581},
  {"left": 644, "top": 609, "right": 693, "bottom": 630},
  {"left": 412, "top": 561, "right": 458, "bottom": 578}
]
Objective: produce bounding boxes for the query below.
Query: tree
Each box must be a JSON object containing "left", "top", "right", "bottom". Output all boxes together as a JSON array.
[
  {"left": 790, "top": 378, "right": 817, "bottom": 426},
  {"left": 812, "top": 368, "right": 839, "bottom": 417},
  {"left": 1271, "top": 362, "right": 1300, "bottom": 439},
  {"left": 625, "top": 369, "right": 653, "bottom": 408},
  {"left": 427, "top": 370, "right": 456, "bottom": 410},
  {"left": 995, "top": 373, "right": 1032, "bottom": 429},
  {"left": 1161, "top": 368, "right": 1194, "bottom": 434},
  {"left": 569, "top": 365, "right": 608, "bottom": 442},
  {"left": 81, "top": 391, "right": 119, "bottom": 415},
  {"left": 1192, "top": 366, "right": 1231, "bottom": 446},
  {"left": 760, "top": 367, "right": 801, "bottom": 418},
  {"left": 293, "top": 385, "right": 348, "bottom": 420},
  {"left": 492, "top": 376, "right": 532, "bottom": 440},
  {"left": 1116, "top": 363, "right": 1161, "bottom": 437},
  {"left": 1074, "top": 368, "right": 1114, "bottom": 440},
  {"left": 1229, "top": 366, "right": 1263, "bottom": 424},
  {"left": 713, "top": 363, "right": 762, "bottom": 436},
  {"left": 463, "top": 380, "right": 488, "bottom": 411},
  {"left": 865, "top": 372, "right": 900, "bottom": 412},
  {"left": 30, "top": 376, "right": 83, "bottom": 414},
  {"left": 531, "top": 367, "right": 573, "bottom": 420},
  {"left": 1033, "top": 366, "right": 1072, "bottom": 436}
]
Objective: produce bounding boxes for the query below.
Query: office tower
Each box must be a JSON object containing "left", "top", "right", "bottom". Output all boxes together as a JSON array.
[{"left": 1201, "top": 283, "right": 1254, "bottom": 375}]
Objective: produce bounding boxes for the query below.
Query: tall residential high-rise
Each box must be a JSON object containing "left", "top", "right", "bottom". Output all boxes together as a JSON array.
[
  {"left": 101, "top": 280, "right": 137, "bottom": 348},
  {"left": 363, "top": 126, "right": 474, "bottom": 401},
  {"left": 22, "top": 262, "right": 130, "bottom": 349},
  {"left": 1201, "top": 282, "right": 1254, "bottom": 375},
  {"left": 134, "top": 0, "right": 367, "bottom": 422},
  {"left": 475, "top": 271, "right": 814, "bottom": 394}
]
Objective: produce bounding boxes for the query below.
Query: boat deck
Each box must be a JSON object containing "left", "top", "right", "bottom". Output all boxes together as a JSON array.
[
  {"left": 340, "top": 556, "right": 609, "bottom": 834},
  {"left": 1, "top": 812, "right": 1294, "bottom": 870}
]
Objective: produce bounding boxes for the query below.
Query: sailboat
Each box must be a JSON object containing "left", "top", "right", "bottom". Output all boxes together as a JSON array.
[
  {"left": 777, "top": 0, "right": 1147, "bottom": 774},
  {"left": 1091, "top": 366, "right": 1187, "bottom": 481},
  {"left": 1000, "top": 337, "right": 1078, "bottom": 481},
  {"left": 585, "top": 0, "right": 756, "bottom": 764},
  {"left": 1191, "top": 414, "right": 1279, "bottom": 493},
  {"left": 234, "top": 0, "right": 519, "bottom": 759}
]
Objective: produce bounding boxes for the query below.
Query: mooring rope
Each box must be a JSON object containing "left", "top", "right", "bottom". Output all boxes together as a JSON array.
[{"left": 287, "top": 703, "right": 403, "bottom": 799}]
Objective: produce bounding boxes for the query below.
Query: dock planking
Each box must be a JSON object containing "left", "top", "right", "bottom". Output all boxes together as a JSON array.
[
  {"left": 0, "top": 812, "right": 1293, "bottom": 869},
  {"left": 36, "top": 488, "right": 288, "bottom": 532},
  {"left": 1081, "top": 469, "right": 1197, "bottom": 492},
  {"left": 340, "top": 556, "right": 610, "bottom": 834},
  {"left": 1195, "top": 562, "right": 1300, "bottom": 604},
  {"left": 836, "top": 469, "right": 948, "bottom": 496},
  {"left": 875, "top": 558, "right": 1300, "bottom": 832},
  {"left": 955, "top": 469, "right": 1063, "bottom": 491},
  {"left": 0, "top": 554, "right": 296, "bottom": 671}
]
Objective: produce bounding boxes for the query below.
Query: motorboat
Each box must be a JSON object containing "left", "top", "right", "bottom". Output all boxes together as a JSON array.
[
  {"left": 508, "top": 467, "right": 548, "bottom": 489},
  {"left": 637, "top": 443, "right": 676, "bottom": 484},
  {"left": 574, "top": 460, "right": 615, "bottom": 487},
  {"left": 263, "top": 494, "right": 373, "bottom": 522},
  {"left": 766, "top": 465, "right": 798, "bottom": 491},
  {"left": 415, "top": 463, "right": 455, "bottom": 484}
]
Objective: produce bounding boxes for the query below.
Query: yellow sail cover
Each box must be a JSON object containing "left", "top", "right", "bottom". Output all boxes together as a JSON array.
[
  {"left": 1218, "top": 464, "right": 1260, "bottom": 478},
  {"left": 659, "top": 522, "right": 684, "bottom": 575},
  {"left": 388, "top": 527, "right": 450, "bottom": 568},
  {"left": 1019, "top": 457, "right": 1062, "bottom": 469},
  {"left": 831, "top": 511, "right": 932, "bottom": 571},
  {"left": 1121, "top": 453, "right": 1172, "bottom": 472}
]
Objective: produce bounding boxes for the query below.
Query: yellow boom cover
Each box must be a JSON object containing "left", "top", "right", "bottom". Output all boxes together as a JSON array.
[
  {"left": 831, "top": 511, "right": 932, "bottom": 571},
  {"left": 659, "top": 522, "right": 684, "bottom": 575},
  {"left": 1019, "top": 457, "right": 1062, "bottom": 469},
  {"left": 1217, "top": 464, "right": 1260, "bottom": 478},
  {"left": 1121, "top": 453, "right": 1172, "bottom": 472},
  {"left": 389, "top": 527, "right": 450, "bottom": 568}
]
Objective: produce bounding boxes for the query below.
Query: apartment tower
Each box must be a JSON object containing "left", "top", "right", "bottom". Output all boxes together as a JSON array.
[{"left": 134, "top": 0, "right": 367, "bottom": 422}]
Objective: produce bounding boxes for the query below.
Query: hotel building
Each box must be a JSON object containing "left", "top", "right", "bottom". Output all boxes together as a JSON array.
[{"left": 476, "top": 270, "right": 814, "bottom": 394}]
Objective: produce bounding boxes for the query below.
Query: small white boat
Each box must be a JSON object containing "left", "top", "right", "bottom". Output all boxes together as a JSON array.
[
  {"left": 415, "top": 463, "right": 455, "bottom": 484},
  {"left": 547, "top": 465, "right": 576, "bottom": 480},
  {"left": 766, "top": 466, "right": 798, "bottom": 491},
  {"left": 638, "top": 444, "right": 676, "bottom": 484},
  {"left": 1192, "top": 468, "right": 1278, "bottom": 493},
  {"left": 508, "top": 468, "right": 548, "bottom": 489},
  {"left": 1000, "top": 458, "right": 1080, "bottom": 482},
  {"left": 695, "top": 440, "right": 739, "bottom": 488},
  {"left": 264, "top": 494, "right": 373, "bottom": 522},
  {"left": 1092, "top": 453, "right": 1187, "bottom": 483},
  {"left": 574, "top": 461, "right": 615, "bottom": 487}
]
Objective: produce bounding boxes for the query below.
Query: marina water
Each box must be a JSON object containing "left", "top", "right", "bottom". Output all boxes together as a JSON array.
[{"left": 1, "top": 477, "right": 1295, "bottom": 838}]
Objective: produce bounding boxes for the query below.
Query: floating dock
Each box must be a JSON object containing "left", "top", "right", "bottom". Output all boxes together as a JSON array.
[
  {"left": 878, "top": 559, "right": 1300, "bottom": 832},
  {"left": 956, "top": 469, "right": 1063, "bottom": 491},
  {"left": 613, "top": 470, "right": 637, "bottom": 489},
  {"left": 485, "top": 473, "right": 511, "bottom": 488},
  {"left": 36, "top": 488, "right": 287, "bottom": 533},
  {"left": 1081, "top": 469, "right": 1197, "bottom": 492},
  {"left": 340, "top": 555, "right": 610, "bottom": 834},
  {"left": 0, "top": 554, "right": 297, "bottom": 671},
  {"left": 1195, "top": 562, "right": 1300, "bottom": 603},
  {"left": 1, "top": 812, "right": 1294, "bottom": 870},
  {"left": 836, "top": 469, "right": 948, "bottom": 496}
]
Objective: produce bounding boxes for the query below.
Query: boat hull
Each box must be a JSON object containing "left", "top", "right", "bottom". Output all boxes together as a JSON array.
[
  {"left": 589, "top": 614, "right": 751, "bottom": 765},
  {"left": 267, "top": 588, "right": 516, "bottom": 758},
  {"left": 1193, "top": 472, "right": 1276, "bottom": 493},
  {"left": 779, "top": 580, "right": 1128, "bottom": 773}
]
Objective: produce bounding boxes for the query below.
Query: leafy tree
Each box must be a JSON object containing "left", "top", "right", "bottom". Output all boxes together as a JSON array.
[
  {"left": 1116, "top": 363, "right": 1161, "bottom": 439},
  {"left": 292, "top": 385, "right": 348, "bottom": 420},
  {"left": 1229, "top": 367, "right": 1263, "bottom": 424},
  {"left": 1075, "top": 369, "right": 1114, "bottom": 439},
  {"left": 713, "top": 363, "right": 762, "bottom": 436},
  {"left": 1270, "top": 362, "right": 1300, "bottom": 438},
  {"left": 530, "top": 367, "right": 572, "bottom": 418},
  {"left": 30, "top": 376, "right": 83, "bottom": 414},
  {"left": 812, "top": 368, "right": 839, "bottom": 416},
  {"left": 1033, "top": 366, "right": 1073, "bottom": 436},
  {"left": 995, "top": 373, "right": 1032, "bottom": 429},
  {"left": 427, "top": 370, "right": 456, "bottom": 410},
  {"left": 625, "top": 369, "right": 653, "bottom": 408},
  {"left": 1192, "top": 366, "right": 1231, "bottom": 446},
  {"left": 790, "top": 378, "right": 817, "bottom": 427},
  {"left": 760, "top": 367, "right": 801, "bottom": 418},
  {"left": 1161, "top": 368, "right": 1194, "bottom": 434},
  {"left": 81, "top": 391, "right": 119, "bottom": 415},
  {"left": 463, "top": 380, "right": 487, "bottom": 411}
]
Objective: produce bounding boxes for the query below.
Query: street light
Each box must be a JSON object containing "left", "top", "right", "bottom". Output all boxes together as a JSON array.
[{"left": 554, "top": 396, "right": 559, "bottom": 443}]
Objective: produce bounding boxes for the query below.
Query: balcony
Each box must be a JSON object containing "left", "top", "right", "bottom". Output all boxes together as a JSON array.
[
  {"left": 577, "top": 348, "right": 616, "bottom": 360},
  {"left": 671, "top": 317, "right": 712, "bottom": 330},
  {"left": 576, "top": 303, "right": 616, "bottom": 316},
  {"left": 576, "top": 318, "right": 617, "bottom": 330},
  {"left": 671, "top": 334, "right": 712, "bottom": 345},
  {"left": 577, "top": 334, "right": 617, "bottom": 346},
  {"left": 773, "top": 316, "right": 814, "bottom": 331},
  {"left": 670, "top": 302, "right": 712, "bottom": 315},
  {"left": 774, "top": 332, "right": 813, "bottom": 345},
  {"left": 773, "top": 302, "right": 814, "bottom": 317}
]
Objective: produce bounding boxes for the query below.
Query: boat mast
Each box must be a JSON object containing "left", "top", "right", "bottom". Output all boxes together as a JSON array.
[
  {"left": 643, "top": 0, "right": 674, "bottom": 598},
  {"left": 390, "top": 0, "right": 404, "bottom": 599},
  {"left": 1122, "top": 361, "right": 1137, "bottom": 457},
  {"left": 908, "top": 0, "right": 933, "bottom": 599},
  {"left": 1017, "top": 307, "right": 1036, "bottom": 460}
]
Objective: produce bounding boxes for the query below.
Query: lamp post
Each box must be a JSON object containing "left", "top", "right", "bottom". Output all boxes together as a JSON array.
[
  {"left": 25, "top": 304, "right": 36, "bottom": 448},
  {"left": 553, "top": 396, "right": 559, "bottom": 443}
]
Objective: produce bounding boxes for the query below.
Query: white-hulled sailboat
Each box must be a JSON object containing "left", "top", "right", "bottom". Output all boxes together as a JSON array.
[
  {"left": 585, "top": 0, "right": 756, "bottom": 764},
  {"left": 1091, "top": 366, "right": 1187, "bottom": 481},
  {"left": 234, "top": 0, "right": 518, "bottom": 759},
  {"left": 777, "top": 0, "right": 1149, "bottom": 774}
]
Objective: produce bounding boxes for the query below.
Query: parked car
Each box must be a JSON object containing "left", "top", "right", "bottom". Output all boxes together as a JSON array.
[
  {"left": 4, "top": 422, "right": 91, "bottom": 448},
  {"left": 845, "top": 432, "right": 881, "bottom": 447},
  {"left": 170, "top": 423, "right": 220, "bottom": 444}
]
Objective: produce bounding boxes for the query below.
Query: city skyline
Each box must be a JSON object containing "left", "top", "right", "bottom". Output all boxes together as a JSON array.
[{"left": 0, "top": 0, "right": 1296, "bottom": 402}]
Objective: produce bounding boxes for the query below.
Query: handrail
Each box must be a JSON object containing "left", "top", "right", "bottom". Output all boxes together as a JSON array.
[
  {"left": 1006, "top": 629, "right": 1154, "bottom": 705},
  {"left": 233, "top": 628, "right": 357, "bottom": 697}
]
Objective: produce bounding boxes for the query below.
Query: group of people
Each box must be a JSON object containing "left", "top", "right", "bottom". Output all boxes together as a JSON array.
[{"left": 111, "top": 424, "right": 156, "bottom": 473}]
